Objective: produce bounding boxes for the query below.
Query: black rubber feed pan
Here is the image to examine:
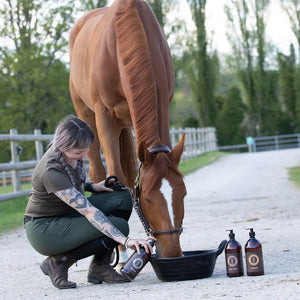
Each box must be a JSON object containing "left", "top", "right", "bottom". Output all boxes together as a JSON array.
[{"left": 150, "top": 240, "right": 227, "bottom": 281}]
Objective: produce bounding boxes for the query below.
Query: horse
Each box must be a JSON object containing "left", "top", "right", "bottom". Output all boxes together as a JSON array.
[{"left": 69, "top": 0, "right": 187, "bottom": 258}]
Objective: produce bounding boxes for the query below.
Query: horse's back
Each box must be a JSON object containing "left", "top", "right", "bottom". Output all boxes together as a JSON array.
[{"left": 69, "top": 8, "right": 107, "bottom": 50}]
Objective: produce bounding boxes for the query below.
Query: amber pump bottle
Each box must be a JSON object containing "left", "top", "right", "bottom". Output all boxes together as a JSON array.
[
  {"left": 225, "top": 230, "right": 244, "bottom": 277},
  {"left": 245, "top": 228, "right": 264, "bottom": 276},
  {"left": 121, "top": 239, "right": 155, "bottom": 281}
]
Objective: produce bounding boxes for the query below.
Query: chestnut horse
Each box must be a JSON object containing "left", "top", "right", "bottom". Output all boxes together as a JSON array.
[{"left": 69, "top": 0, "right": 186, "bottom": 257}]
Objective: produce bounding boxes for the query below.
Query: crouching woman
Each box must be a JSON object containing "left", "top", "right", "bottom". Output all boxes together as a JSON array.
[{"left": 24, "top": 115, "right": 153, "bottom": 289}]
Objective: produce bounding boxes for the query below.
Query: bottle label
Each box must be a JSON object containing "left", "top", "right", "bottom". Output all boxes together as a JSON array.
[
  {"left": 225, "top": 252, "right": 243, "bottom": 276},
  {"left": 131, "top": 257, "right": 144, "bottom": 270},
  {"left": 227, "top": 254, "right": 239, "bottom": 268},
  {"left": 246, "top": 251, "right": 264, "bottom": 274},
  {"left": 122, "top": 254, "right": 148, "bottom": 281}
]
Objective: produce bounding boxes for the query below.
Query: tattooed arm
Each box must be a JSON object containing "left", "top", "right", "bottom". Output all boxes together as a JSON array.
[{"left": 55, "top": 187, "right": 127, "bottom": 245}]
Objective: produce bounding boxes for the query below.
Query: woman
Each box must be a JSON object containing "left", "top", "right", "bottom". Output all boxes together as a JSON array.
[{"left": 24, "top": 115, "right": 153, "bottom": 289}]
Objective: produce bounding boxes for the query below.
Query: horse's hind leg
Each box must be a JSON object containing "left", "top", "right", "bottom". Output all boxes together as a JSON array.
[{"left": 69, "top": 81, "right": 106, "bottom": 182}]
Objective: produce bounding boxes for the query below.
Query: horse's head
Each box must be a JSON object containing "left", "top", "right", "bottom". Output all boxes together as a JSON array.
[{"left": 136, "top": 134, "right": 186, "bottom": 258}]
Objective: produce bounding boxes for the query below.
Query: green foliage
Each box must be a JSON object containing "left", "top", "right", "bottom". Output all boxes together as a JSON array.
[
  {"left": 82, "top": 0, "right": 108, "bottom": 10},
  {"left": 216, "top": 86, "right": 245, "bottom": 145},
  {"left": 0, "top": 0, "right": 75, "bottom": 139},
  {"left": 182, "top": 116, "right": 199, "bottom": 128},
  {"left": 170, "top": 88, "right": 198, "bottom": 127},
  {"left": 277, "top": 45, "right": 300, "bottom": 132},
  {"left": 184, "top": 0, "right": 219, "bottom": 127},
  {"left": 224, "top": 0, "right": 285, "bottom": 137}
]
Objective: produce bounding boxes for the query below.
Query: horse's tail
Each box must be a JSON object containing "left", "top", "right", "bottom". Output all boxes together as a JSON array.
[
  {"left": 114, "top": 0, "right": 159, "bottom": 147},
  {"left": 120, "top": 127, "right": 138, "bottom": 188}
]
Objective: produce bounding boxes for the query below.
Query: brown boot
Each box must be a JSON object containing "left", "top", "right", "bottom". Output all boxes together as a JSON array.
[
  {"left": 40, "top": 254, "right": 77, "bottom": 289},
  {"left": 87, "top": 251, "right": 130, "bottom": 284}
]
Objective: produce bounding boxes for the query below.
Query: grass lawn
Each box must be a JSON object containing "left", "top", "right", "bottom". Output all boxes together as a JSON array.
[
  {"left": 0, "top": 152, "right": 227, "bottom": 234},
  {"left": 0, "top": 184, "right": 32, "bottom": 234},
  {"left": 288, "top": 166, "right": 300, "bottom": 188},
  {"left": 179, "top": 151, "right": 226, "bottom": 175}
]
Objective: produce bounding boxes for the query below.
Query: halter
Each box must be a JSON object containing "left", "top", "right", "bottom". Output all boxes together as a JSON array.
[{"left": 133, "top": 144, "right": 183, "bottom": 236}]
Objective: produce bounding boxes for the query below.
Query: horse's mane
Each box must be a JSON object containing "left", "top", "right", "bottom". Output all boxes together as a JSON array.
[{"left": 114, "top": 0, "right": 159, "bottom": 147}]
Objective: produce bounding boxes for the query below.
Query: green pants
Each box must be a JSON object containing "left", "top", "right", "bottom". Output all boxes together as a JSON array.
[{"left": 25, "top": 190, "right": 133, "bottom": 256}]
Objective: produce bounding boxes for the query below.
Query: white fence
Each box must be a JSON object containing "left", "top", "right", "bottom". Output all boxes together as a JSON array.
[{"left": 0, "top": 127, "right": 217, "bottom": 202}]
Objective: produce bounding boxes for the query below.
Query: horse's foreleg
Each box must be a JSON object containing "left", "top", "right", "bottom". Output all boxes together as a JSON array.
[
  {"left": 87, "top": 132, "right": 107, "bottom": 183},
  {"left": 69, "top": 81, "right": 106, "bottom": 182},
  {"left": 94, "top": 106, "right": 127, "bottom": 185}
]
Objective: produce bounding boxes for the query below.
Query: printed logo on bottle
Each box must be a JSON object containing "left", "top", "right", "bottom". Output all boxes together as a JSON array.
[
  {"left": 247, "top": 254, "right": 259, "bottom": 266},
  {"left": 132, "top": 258, "right": 144, "bottom": 270},
  {"left": 227, "top": 255, "right": 238, "bottom": 267}
]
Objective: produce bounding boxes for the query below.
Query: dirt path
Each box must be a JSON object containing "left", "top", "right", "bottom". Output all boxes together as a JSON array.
[{"left": 0, "top": 149, "right": 299, "bottom": 299}]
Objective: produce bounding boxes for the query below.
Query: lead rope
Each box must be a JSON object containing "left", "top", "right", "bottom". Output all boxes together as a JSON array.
[{"left": 133, "top": 165, "right": 153, "bottom": 236}]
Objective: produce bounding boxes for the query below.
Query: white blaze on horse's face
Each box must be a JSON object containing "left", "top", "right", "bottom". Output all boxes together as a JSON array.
[{"left": 160, "top": 178, "right": 174, "bottom": 227}]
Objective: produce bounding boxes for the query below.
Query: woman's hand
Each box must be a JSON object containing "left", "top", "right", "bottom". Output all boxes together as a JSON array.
[
  {"left": 92, "top": 180, "right": 114, "bottom": 193},
  {"left": 126, "top": 237, "right": 155, "bottom": 254}
]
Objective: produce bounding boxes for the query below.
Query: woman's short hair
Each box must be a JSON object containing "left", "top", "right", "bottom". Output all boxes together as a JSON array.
[{"left": 54, "top": 115, "right": 95, "bottom": 152}]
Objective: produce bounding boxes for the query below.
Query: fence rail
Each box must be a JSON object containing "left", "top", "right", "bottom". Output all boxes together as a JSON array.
[
  {"left": 0, "top": 127, "right": 217, "bottom": 202},
  {"left": 252, "top": 133, "right": 300, "bottom": 152}
]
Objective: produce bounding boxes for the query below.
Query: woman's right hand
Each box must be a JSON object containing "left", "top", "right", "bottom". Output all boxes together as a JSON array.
[{"left": 126, "top": 237, "right": 155, "bottom": 254}]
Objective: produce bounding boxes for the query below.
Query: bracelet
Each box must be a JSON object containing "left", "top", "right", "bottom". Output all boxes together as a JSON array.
[
  {"left": 124, "top": 237, "right": 132, "bottom": 249},
  {"left": 85, "top": 181, "right": 96, "bottom": 194}
]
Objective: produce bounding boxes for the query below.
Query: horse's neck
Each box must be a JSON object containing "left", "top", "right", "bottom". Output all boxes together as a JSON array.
[
  {"left": 136, "top": 0, "right": 173, "bottom": 148},
  {"left": 114, "top": 0, "right": 172, "bottom": 148}
]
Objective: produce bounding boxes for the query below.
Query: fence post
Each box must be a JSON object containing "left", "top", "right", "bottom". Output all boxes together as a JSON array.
[
  {"left": 275, "top": 136, "right": 279, "bottom": 150},
  {"left": 34, "top": 129, "right": 44, "bottom": 160},
  {"left": 2, "top": 171, "right": 6, "bottom": 187},
  {"left": 10, "top": 129, "right": 21, "bottom": 192}
]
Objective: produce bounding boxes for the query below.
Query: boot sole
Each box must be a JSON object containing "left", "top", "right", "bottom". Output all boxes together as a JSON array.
[
  {"left": 88, "top": 276, "right": 130, "bottom": 284},
  {"left": 87, "top": 277, "right": 103, "bottom": 284},
  {"left": 40, "top": 260, "right": 77, "bottom": 289}
]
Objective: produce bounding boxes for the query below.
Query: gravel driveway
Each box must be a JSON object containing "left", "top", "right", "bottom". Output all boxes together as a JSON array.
[{"left": 0, "top": 149, "right": 299, "bottom": 299}]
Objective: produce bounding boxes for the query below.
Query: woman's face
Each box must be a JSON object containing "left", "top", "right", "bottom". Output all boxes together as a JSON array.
[{"left": 63, "top": 147, "right": 90, "bottom": 161}]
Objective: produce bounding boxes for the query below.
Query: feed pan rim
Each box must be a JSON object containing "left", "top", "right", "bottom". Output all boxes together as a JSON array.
[
  {"left": 150, "top": 249, "right": 217, "bottom": 261},
  {"left": 150, "top": 240, "right": 227, "bottom": 261}
]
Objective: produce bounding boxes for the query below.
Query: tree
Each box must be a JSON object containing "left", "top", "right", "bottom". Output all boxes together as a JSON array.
[
  {"left": 0, "top": 0, "right": 75, "bottom": 135},
  {"left": 278, "top": 45, "right": 299, "bottom": 132},
  {"left": 79, "top": 0, "right": 108, "bottom": 11},
  {"left": 185, "top": 0, "right": 219, "bottom": 127},
  {"left": 281, "top": 0, "right": 300, "bottom": 132},
  {"left": 225, "top": 0, "right": 281, "bottom": 136},
  {"left": 216, "top": 86, "right": 245, "bottom": 145},
  {"left": 281, "top": 0, "right": 300, "bottom": 59}
]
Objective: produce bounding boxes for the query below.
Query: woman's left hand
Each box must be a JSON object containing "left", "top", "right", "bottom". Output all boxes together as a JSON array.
[
  {"left": 92, "top": 180, "right": 114, "bottom": 193},
  {"left": 126, "top": 237, "right": 155, "bottom": 254}
]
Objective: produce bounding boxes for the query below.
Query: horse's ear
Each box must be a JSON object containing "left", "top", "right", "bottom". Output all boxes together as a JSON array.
[
  {"left": 138, "top": 141, "right": 152, "bottom": 164},
  {"left": 171, "top": 133, "right": 185, "bottom": 165}
]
